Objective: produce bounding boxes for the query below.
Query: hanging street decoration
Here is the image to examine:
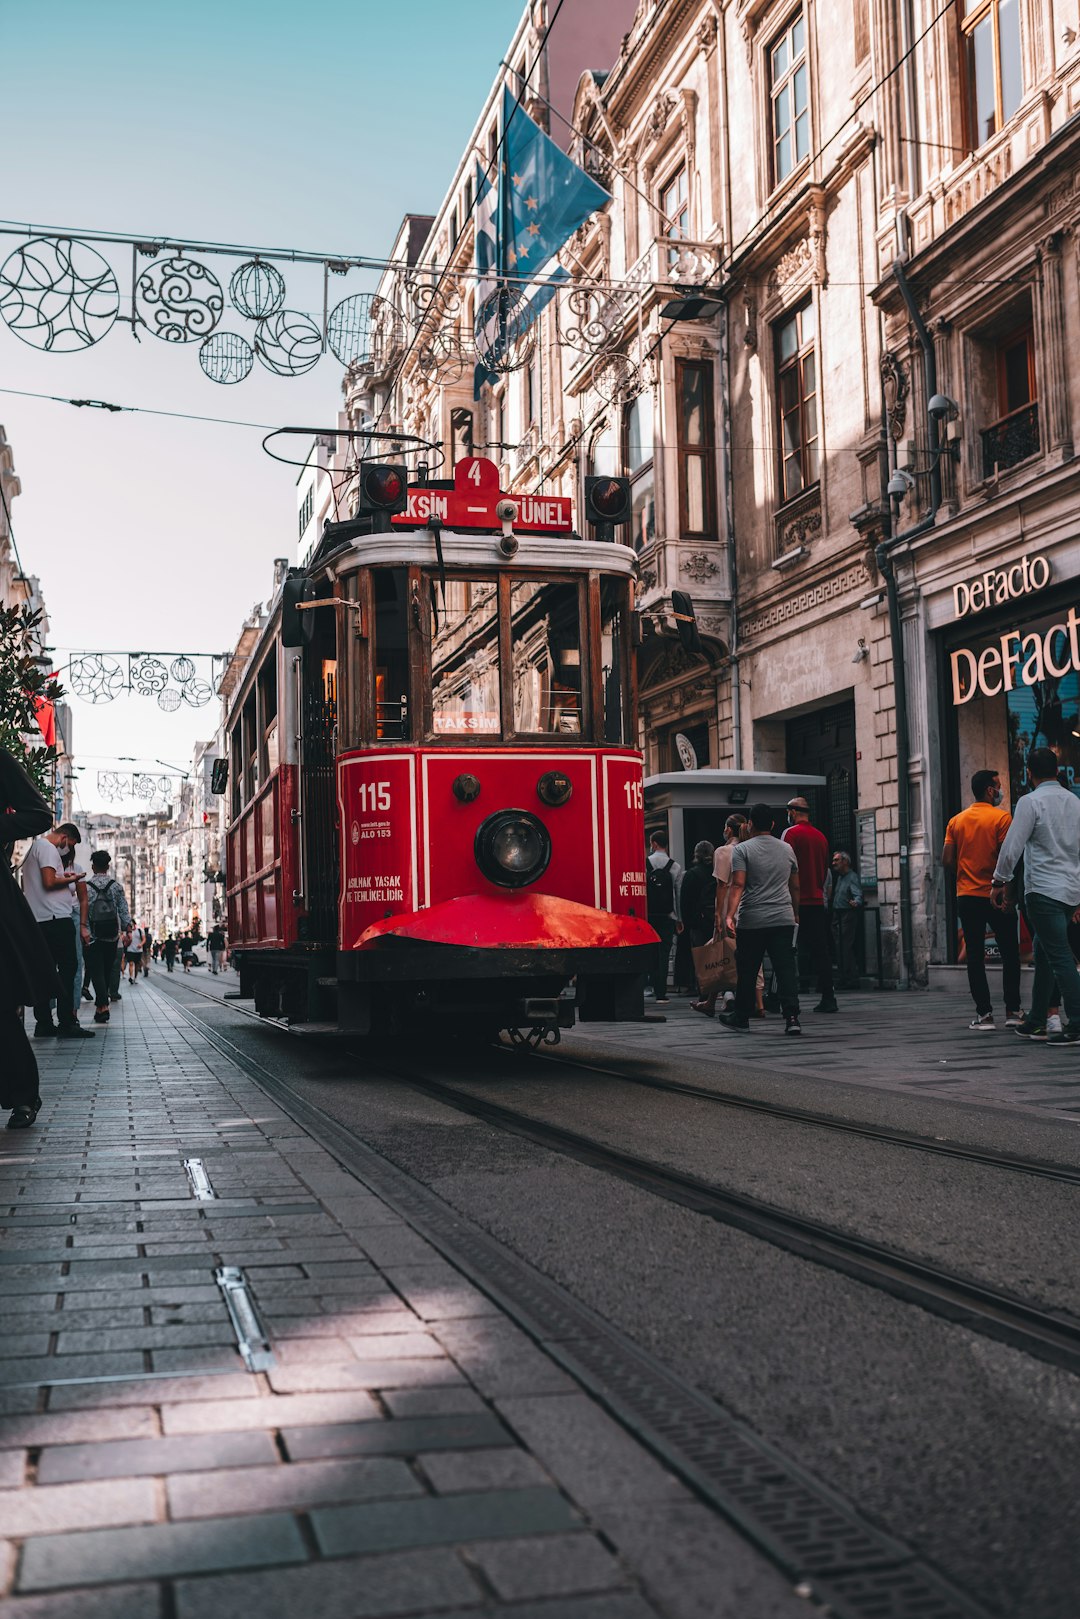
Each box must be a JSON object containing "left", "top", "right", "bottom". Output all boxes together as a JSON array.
[
  {"left": 96, "top": 770, "right": 177, "bottom": 805},
  {"left": 62, "top": 648, "right": 221, "bottom": 707},
  {"left": 134, "top": 255, "right": 224, "bottom": 343},
  {"left": 230, "top": 259, "right": 286, "bottom": 321},
  {"left": 199, "top": 330, "right": 253, "bottom": 384},
  {"left": 254, "top": 308, "right": 323, "bottom": 375},
  {"left": 0, "top": 236, "right": 120, "bottom": 352}
]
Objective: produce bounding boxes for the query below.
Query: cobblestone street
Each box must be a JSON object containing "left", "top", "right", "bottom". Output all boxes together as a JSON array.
[{"left": 0, "top": 984, "right": 805, "bottom": 1619}]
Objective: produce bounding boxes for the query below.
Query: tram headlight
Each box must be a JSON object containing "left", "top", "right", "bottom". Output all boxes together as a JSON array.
[{"left": 474, "top": 809, "right": 552, "bottom": 889}]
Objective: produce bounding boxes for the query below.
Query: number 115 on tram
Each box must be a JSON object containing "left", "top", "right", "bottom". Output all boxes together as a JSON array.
[{"left": 221, "top": 456, "right": 658, "bottom": 1044}]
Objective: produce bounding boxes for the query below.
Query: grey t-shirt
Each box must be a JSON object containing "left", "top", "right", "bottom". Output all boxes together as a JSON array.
[{"left": 730, "top": 835, "right": 798, "bottom": 928}]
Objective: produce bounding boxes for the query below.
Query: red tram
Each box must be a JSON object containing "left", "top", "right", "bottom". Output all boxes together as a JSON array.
[{"left": 223, "top": 456, "right": 657, "bottom": 1042}]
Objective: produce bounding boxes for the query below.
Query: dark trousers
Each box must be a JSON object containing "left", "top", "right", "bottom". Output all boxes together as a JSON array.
[
  {"left": 32, "top": 918, "right": 78, "bottom": 1030},
  {"left": 83, "top": 938, "right": 118, "bottom": 1010},
  {"left": 734, "top": 926, "right": 800, "bottom": 1020},
  {"left": 1027, "top": 893, "right": 1080, "bottom": 1027},
  {"left": 956, "top": 895, "right": 1021, "bottom": 1017},
  {"left": 109, "top": 947, "right": 123, "bottom": 996},
  {"left": 833, "top": 908, "right": 860, "bottom": 987},
  {"left": 796, "top": 905, "right": 833, "bottom": 998},
  {"left": 649, "top": 916, "right": 675, "bottom": 999},
  {"left": 0, "top": 1005, "right": 40, "bottom": 1110}
]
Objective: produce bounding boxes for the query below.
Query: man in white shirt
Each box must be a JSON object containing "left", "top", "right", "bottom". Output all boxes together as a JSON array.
[
  {"left": 993, "top": 746, "right": 1080, "bottom": 1045},
  {"left": 21, "top": 823, "right": 95, "bottom": 1039}
]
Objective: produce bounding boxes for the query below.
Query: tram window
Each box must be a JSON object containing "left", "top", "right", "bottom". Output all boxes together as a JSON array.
[
  {"left": 600, "top": 578, "right": 628, "bottom": 744},
  {"left": 510, "top": 580, "right": 582, "bottom": 735},
  {"left": 373, "top": 569, "right": 410, "bottom": 740},
  {"left": 431, "top": 577, "right": 500, "bottom": 736}
]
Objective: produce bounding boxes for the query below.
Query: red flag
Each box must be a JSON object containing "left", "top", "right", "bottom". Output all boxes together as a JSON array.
[{"left": 32, "top": 676, "right": 58, "bottom": 747}]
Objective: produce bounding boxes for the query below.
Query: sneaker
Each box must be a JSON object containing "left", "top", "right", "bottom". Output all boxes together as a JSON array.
[
  {"left": 110, "top": 993, "right": 121, "bottom": 1003},
  {"left": 81, "top": 986, "right": 93, "bottom": 1002},
  {"left": 93, "top": 1010, "right": 109, "bottom": 1024},
  {"left": 1014, "top": 1019, "right": 1047, "bottom": 1040},
  {"left": 1047, "top": 1014, "right": 1063, "bottom": 1036},
  {"left": 785, "top": 1014, "right": 802, "bottom": 1036},
  {"left": 1004, "top": 1010, "right": 1025, "bottom": 1028},
  {"left": 58, "top": 1026, "right": 95, "bottom": 1039},
  {"left": 968, "top": 1013, "right": 995, "bottom": 1031},
  {"left": 717, "top": 1012, "right": 750, "bottom": 1031},
  {"left": 814, "top": 999, "right": 839, "bottom": 1014},
  {"left": 1047, "top": 1024, "right": 1080, "bottom": 1047},
  {"left": 654, "top": 998, "right": 670, "bottom": 1006},
  {"left": 33, "top": 1022, "right": 58, "bottom": 1038}
]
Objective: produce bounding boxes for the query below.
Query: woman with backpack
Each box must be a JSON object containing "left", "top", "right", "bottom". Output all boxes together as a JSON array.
[{"left": 84, "top": 852, "right": 131, "bottom": 1024}]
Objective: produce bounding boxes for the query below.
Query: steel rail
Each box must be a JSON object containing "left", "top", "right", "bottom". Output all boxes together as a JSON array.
[
  {"left": 392, "top": 1073, "right": 1080, "bottom": 1380},
  {"left": 161, "top": 978, "right": 1080, "bottom": 1378}
]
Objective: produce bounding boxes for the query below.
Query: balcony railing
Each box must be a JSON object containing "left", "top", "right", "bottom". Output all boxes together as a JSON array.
[{"left": 981, "top": 400, "right": 1040, "bottom": 479}]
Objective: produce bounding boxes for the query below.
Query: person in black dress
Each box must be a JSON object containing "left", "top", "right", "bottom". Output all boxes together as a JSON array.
[{"left": 0, "top": 748, "right": 60, "bottom": 1128}]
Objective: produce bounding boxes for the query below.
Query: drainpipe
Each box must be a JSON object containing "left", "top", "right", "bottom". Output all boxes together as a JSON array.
[
  {"left": 876, "top": 255, "right": 941, "bottom": 987},
  {"left": 718, "top": 300, "right": 741, "bottom": 767}
]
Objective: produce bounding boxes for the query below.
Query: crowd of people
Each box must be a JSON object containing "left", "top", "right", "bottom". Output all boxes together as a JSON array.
[
  {"left": 645, "top": 794, "right": 859, "bottom": 1036},
  {"left": 0, "top": 746, "right": 229, "bottom": 1130}
]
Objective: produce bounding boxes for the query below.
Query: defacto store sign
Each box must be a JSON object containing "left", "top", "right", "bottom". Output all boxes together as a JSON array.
[
  {"left": 951, "top": 607, "right": 1080, "bottom": 704},
  {"left": 952, "top": 553, "right": 1051, "bottom": 619}
]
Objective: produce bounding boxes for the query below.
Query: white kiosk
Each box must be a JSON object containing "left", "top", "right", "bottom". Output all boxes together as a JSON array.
[{"left": 643, "top": 769, "right": 827, "bottom": 871}]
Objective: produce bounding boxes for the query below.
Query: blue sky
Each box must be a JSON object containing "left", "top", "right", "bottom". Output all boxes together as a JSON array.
[{"left": 1, "top": 0, "right": 516, "bottom": 810}]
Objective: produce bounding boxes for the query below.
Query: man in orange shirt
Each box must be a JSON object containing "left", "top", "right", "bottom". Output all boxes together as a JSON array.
[{"left": 942, "top": 768, "right": 1021, "bottom": 1031}]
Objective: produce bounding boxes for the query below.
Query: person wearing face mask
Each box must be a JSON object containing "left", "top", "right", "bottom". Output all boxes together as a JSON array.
[{"left": 942, "top": 768, "right": 1021, "bottom": 1032}]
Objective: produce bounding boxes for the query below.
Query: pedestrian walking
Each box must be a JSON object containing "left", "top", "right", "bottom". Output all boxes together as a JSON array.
[
  {"left": 645, "top": 831, "right": 682, "bottom": 1005},
  {"left": 680, "top": 840, "right": 716, "bottom": 996},
  {"left": 0, "top": 747, "right": 58, "bottom": 1126},
  {"left": 825, "top": 851, "right": 863, "bottom": 989},
  {"left": 207, "top": 923, "right": 226, "bottom": 975},
  {"left": 61, "top": 845, "right": 89, "bottom": 1019},
  {"left": 693, "top": 816, "right": 745, "bottom": 1017},
  {"left": 180, "top": 933, "right": 194, "bottom": 973},
  {"left": 163, "top": 935, "right": 177, "bottom": 973},
  {"left": 994, "top": 746, "right": 1080, "bottom": 1044},
  {"left": 782, "top": 796, "right": 836, "bottom": 1013},
  {"left": 141, "top": 927, "right": 153, "bottom": 976},
  {"left": 942, "top": 767, "right": 1021, "bottom": 1031},
  {"left": 124, "top": 922, "right": 145, "bottom": 984},
  {"left": 718, "top": 801, "right": 802, "bottom": 1036},
  {"left": 84, "top": 852, "right": 131, "bottom": 1024},
  {"left": 20, "top": 819, "right": 95, "bottom": 1040}
]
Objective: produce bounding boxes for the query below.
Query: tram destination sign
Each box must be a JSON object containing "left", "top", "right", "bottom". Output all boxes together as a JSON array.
[{"left": 392, "top": 456, "right": 573, "bottom": 534}]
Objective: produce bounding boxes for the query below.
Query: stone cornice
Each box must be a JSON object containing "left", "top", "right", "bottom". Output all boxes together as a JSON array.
[{"left": 601, "top": 0, "right": 705, "bottom": 130}]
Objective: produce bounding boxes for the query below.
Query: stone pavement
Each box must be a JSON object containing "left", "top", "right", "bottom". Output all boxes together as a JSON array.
[
  {"left": 0, "top": 982, "right": 804, "bottom": 1619},
  {"left": 566, "top": 986, "right": 1080, "bottom": 1122}
]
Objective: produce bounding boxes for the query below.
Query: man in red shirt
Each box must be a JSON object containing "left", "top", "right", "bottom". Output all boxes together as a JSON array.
[{"left": 782, "top": 796, "right": 837, "bottom": 1013}]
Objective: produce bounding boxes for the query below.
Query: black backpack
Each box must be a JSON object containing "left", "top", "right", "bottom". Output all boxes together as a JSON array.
[
  {"left": 646, "top": 857, "right": 675, "bottom": 918},
  {"left": 87, "top": 877, "right": 120, "bottom": 941}
]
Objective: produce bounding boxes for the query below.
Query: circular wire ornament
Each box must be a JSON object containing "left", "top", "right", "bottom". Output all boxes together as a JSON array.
[
  {"left": 230, "top": 260, "right": 286, "bottom": 321},
  {"left": 181, "top": 678, "right": 213, "bottom": 708},
  {"left": 130, "top": 656, "right": 168, "bottom": 695},
  {"left": 157, "top": 688, "right": 182, "bottom": 713},
  {"left": 199, "top": 331, "right": 253, "bottom": 385},
  {"left": 326, "top": 293, "right": 396, "bottom": 367},
  {"left": 135, "top": 774, "right": 156, "bottom": 801},
  {"left": 69, "top": 654, "right": 125, "bottom": 704},
  {"left": 254, "top": 309, "right": 323, "bottom": 376},
  {"left": 0, "top": 236, "right": 120, "bottom": 352},
  {"left": 170, "top": 655, "right": 196, "bottom": 685},
  {"left": 135, "top": 255, "right": 224, "bottom": 343}
]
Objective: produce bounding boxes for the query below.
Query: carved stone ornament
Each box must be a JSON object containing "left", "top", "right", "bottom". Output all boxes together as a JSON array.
[
  {"left": 1044, "top": 176, "right": 1076, "bottom": 219},
  {"left": 698, "top": 12, "right": 718, "bottom": 53},
  {"left": 647, "top": 92, "right": 676, "bottom": 143},
  {"left": 880, "top": 352, "right": 909, "bottom": 441},
  {"left": 743, "top": 292, "right": 758, "bottom": 350},
  {"left": 767, "top": 238, "right": 813, "bottom": 299},
  {"left": 681, "top": 551, "right": 720, "bottom": 583}
]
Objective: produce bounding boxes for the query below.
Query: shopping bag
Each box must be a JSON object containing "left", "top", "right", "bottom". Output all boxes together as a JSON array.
[{"left": 692, "top": 935, "right": 736, "bottom": 994}]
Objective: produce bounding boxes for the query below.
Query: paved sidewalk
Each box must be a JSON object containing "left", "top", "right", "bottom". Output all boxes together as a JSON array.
[{"left": 0, "top": 984, "right": 803, "bottom": 1619}]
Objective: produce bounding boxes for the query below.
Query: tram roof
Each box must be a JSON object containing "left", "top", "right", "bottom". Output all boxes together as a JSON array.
[{"left": 326, "top": 530, "right": 638, "bottom": 578}]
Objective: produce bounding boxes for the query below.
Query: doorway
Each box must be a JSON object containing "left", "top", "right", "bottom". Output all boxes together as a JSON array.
[{"left": 785, "top": 699, "right": 858, "bottom": 856}]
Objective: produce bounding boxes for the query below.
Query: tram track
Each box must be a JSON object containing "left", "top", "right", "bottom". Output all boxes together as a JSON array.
[{"left": 165, "top": 977, "right": 1080, "bottom": 1379}]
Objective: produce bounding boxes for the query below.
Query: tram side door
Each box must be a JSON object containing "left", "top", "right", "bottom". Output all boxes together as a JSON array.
[{"left": 297, "top": 604, "right": 339, "bottom": 944}]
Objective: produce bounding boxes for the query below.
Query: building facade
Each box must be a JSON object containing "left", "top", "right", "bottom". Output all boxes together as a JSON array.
[{"left": 301, "top": 0, "right": 1080, "bottom": 985}]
